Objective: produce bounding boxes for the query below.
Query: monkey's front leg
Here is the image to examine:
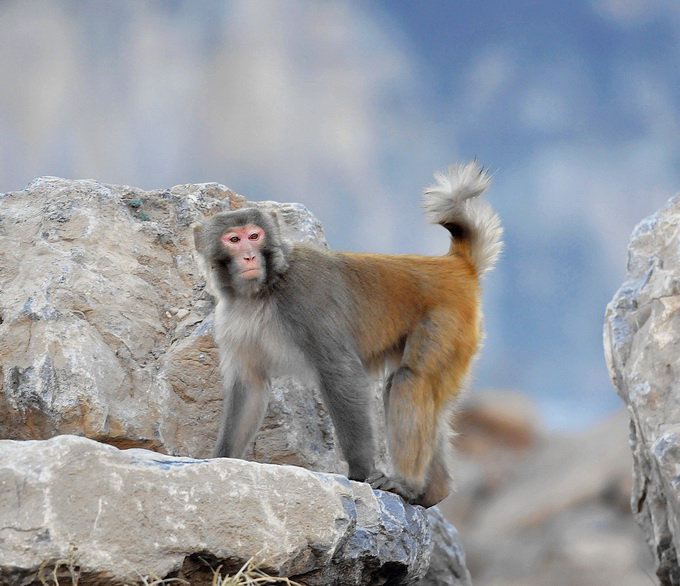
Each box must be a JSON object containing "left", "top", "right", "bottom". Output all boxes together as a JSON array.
[
  {"left": 315, "top": 366, "right": 377, "bottom": 483},
  {"left": 213, "top": 376, "right": 270, "bottom": 459}
]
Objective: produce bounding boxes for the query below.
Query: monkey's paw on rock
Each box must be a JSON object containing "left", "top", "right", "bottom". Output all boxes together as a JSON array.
[{"left": 0, "top": 435, "right": 471, "bottom": 586}]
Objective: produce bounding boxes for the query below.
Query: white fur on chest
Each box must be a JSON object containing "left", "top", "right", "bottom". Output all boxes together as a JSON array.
[{"left": 214, "top": 296, "right": 313, "bottom": 382}]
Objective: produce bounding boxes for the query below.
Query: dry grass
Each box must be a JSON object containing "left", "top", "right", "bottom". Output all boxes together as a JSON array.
[
  {"left": 38, "top": 546, "right": 81, "bottom": 586},
  {"left": 37, "top": 553, "right": 302, "bottom": 586},
  {"left": 208, "top": 558, "right": 302, "bottom": 586}
]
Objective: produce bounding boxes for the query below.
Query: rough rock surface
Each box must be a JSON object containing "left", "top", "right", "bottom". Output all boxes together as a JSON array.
[
  {"left": 0, "top": 176, "right": 339, "bottom": 471},
  {"left": 0, "top": 435, "right": 433, "bottom": 585},
  {"left": 424, "top": 508, "right": 472, "bottom": 585},
  {"left": 604, "top": 193, "right": 680, "bottom": 585},
  {"left": 0, "top": 177, "right": 471, "bottom": 585}
]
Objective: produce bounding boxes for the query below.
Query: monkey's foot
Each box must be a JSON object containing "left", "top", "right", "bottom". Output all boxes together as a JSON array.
[{"left": 366, "top": 471, "right": 420, "bottom": 504}]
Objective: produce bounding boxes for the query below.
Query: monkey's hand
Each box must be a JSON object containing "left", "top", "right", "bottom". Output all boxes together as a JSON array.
[{"left": 366, "top": 471, "right": 420, "bottom": 504}]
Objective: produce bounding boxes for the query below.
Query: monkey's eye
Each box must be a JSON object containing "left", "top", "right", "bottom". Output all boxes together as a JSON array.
[
  {"left": 228, "top": 235, "right": 240, "bottom": 243},
  {"left": 248, "top": 233, "right": 260, "bottom": 241}
]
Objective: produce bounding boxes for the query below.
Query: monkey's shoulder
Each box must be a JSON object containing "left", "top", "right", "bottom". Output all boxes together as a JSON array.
[
  {"left": 265, "top": 245, "right": 357, "bottom": 318},
  {"left": 286, "top": 244, "right": 345, "bottom": 275},
  {"left": 289, "top": 243, "right": 335, "bottom": 259}
]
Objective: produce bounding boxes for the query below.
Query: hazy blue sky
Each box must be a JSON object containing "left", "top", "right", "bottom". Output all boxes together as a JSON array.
[{"left": 1, "top": 0, "right": 678, "bottom": 428}]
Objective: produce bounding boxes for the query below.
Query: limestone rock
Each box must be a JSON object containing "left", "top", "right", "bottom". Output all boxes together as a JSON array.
[
  {"left": 440, "top": 389, "right": 654, "bottom": 585},
  {"left": 604, "top": 193, "right": 680, "bottom": 586},
  {"left": 0, "top": 176, "right": 340, "bottom": 474},
  {"left": 454, "top": 389, "right": 542, "bottom": 455},
  {"left": 0, "top": 435, "right": 433, "bottom": 585},
  {"left": 421, "top": 508, "right": 472, "bottom": 585}
]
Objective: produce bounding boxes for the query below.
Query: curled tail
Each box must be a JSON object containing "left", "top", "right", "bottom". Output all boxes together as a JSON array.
[{"left": 422, "top": 161, "right": 503, "bottom": 276}]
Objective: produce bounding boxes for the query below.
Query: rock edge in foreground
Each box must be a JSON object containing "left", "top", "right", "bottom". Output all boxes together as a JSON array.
[{"left": 0, "top": 435, "right": 470, "bottom": 585}]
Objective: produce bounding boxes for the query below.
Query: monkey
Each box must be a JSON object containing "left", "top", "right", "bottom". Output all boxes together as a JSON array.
[{"left": 192, "top": 161, "right": 502, "bottom": 507}]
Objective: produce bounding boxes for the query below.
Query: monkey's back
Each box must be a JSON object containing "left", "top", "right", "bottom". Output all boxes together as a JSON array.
[{"left": 281, "top": 245, "right": 482, "bottom": 376}]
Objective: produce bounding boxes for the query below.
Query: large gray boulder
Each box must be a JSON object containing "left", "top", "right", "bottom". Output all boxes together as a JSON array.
[
  {"left": 604, "top": 194, "right": 680, "bottom": 586},
  {"left": 0, "top": 435, "right": 432, "bottom": 585},
  {"left": 0, "top": 177, "right": 471, "bottom": 585}
]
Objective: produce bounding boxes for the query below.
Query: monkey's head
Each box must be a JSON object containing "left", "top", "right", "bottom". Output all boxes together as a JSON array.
[{"left": 193, "top": 208, "right": 292, "bottom": 298}]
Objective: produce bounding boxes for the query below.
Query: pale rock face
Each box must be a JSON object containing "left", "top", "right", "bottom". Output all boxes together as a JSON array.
[
  {"left": 0, "top": 435, "right": 433, "bottom": 585},
  {"left": 0, "top": 177, "right": 471, "bottom": 585},
  {"left": 0, "top": 176, "right": 335, "bottom": 469},
  {"left": 604, "top": 194, "right": 680, "bottom": 586}
]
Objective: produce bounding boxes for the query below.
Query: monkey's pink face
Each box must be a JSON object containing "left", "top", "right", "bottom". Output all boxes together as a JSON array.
[{"left": 221, "top": 224, "right": 266, "bottom": 280}]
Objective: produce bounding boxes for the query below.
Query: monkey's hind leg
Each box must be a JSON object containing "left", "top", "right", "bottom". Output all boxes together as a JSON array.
[
  {"left": 213, "top": 377, "right": 271, "bottom": 459},
  {"left": 417, "top": 425, "right": 455, "bottom": 507},
  {"left": 374, "top": 364, "right": 440, "bottom": 501},
  {"left": 374, "top": 316, "right": 470, "bottom": 506}
]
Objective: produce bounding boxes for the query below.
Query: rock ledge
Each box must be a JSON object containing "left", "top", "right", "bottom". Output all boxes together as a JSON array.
[{"left": 0, "top": 435, "right": 439, "bottom": 585}]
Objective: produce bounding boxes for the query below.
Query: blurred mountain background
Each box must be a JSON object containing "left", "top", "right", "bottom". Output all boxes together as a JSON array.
[{"left": 1, "top": 0, "right": 678, "bottom": 430}]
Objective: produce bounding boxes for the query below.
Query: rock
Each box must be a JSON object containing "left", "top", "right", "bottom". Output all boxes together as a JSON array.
[
  {"left": 440, "top": 391, "right": 654, "bottom": 585},
  {"left": 454, "top": 389, "right": 542, "bottom": 455},
  {"left": 0, "top": 435, "right": 433, "bottom": 585},
  {"left": 248, "top": 378, "right": 346, "bottom": 475},
  {"left": 471, "top": 410, "right": 633, "bottom": 536},
  {"left": 443, "top": 390, "right": 542, "bottom": 529},
  {"left": 421, "top": 508, "right": 472, "bottom": 586},
  {"left": 0, "top": 176, "right": 340, "bottom": 473},
  {"left": 604, "top": 193, "right": 680, "bottom": 586}
]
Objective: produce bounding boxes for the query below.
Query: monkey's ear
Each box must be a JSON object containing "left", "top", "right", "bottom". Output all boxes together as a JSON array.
[{"left": 192, "top": 223, "right": 203, "bottom": 251}]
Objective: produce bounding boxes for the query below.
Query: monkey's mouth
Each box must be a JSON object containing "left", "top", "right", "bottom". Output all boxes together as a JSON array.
[{"left": 240, "top": 268, "right": 262, "bottom": 279}]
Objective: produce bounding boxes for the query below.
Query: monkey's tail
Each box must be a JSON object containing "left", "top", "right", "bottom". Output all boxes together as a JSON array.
[{"left": 422, "top": 161, "right": 503, "bottom": 276}]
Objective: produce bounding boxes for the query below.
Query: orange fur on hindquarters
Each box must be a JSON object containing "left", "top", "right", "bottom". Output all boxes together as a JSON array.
[
  {"left": 344, "top": 253, "right": 480, "bottom": 359},
  {"left": 335, "top": 239, "right": 484, "bottom": 499}
]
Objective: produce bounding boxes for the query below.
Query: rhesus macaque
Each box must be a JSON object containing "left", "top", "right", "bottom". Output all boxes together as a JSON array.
[{"left": 193, "top": 161, "right": 502, "bottom": 507}]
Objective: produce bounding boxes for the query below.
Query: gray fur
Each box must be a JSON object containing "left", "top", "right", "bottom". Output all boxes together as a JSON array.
[{"left": 195, "top": 210, "right": 375, "bottom": 481}]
